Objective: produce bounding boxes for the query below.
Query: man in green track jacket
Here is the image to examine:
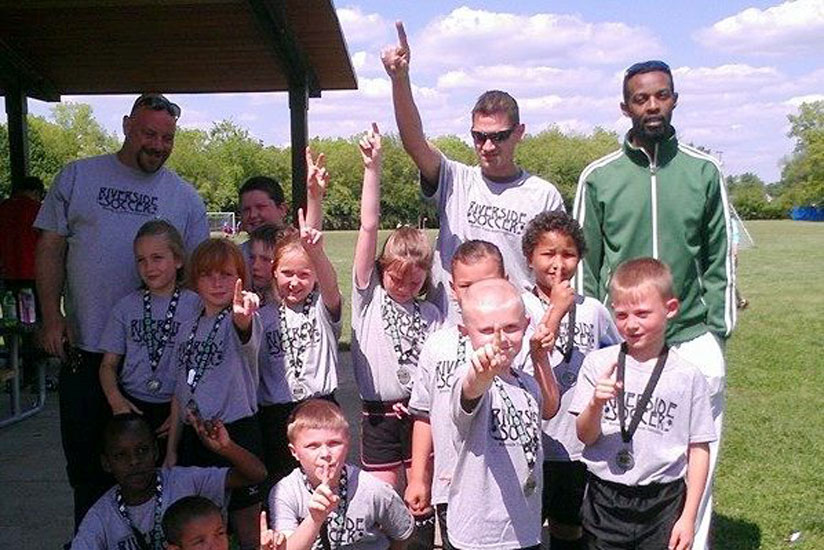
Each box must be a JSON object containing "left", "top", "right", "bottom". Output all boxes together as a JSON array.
[{"left": 573, "top": 60, "right": 736, "bottom": 550}]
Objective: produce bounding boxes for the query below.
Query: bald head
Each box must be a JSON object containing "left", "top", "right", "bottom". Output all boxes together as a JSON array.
[{"left": 461, "top": 278, "right": 524, "bottom": 327}]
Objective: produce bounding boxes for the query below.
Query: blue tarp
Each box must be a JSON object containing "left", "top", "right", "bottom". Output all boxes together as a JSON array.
[{"left": 791, "top": 206, "right": 824, "bottom": 221}]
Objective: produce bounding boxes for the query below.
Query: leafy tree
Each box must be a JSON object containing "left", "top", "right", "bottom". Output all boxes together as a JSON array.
[{"left": 781, "top": 101, "right": 824, "bottom": 206}]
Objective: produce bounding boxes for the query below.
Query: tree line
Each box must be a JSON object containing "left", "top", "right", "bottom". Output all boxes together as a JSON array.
[{"left": 1, "top": 101, "right": 822, "bottom": 225}]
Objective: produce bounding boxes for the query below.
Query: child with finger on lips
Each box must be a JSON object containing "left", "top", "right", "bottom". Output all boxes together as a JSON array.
[{"left": 268, "top": 399, "right": 414, "bottom": 550}]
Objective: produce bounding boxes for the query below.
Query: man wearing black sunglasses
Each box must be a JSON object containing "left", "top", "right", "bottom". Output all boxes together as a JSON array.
[
  {"left": 34, "top": 93, "right": 209, "bottom": 531},
  {"left": 573, "top": 61, "right": 734, "bottom": 550},
  {"left": 381, "top": 21, "right": 564, "bottom": 327}
]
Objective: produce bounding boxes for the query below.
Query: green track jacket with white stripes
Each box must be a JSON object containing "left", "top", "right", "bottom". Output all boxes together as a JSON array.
[{"left": 573, "top": 130, "right": 736, "bottom": 344}]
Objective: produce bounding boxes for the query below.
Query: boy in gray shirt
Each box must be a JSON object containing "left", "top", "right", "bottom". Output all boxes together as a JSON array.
[
  {"left": 268, "top": 399, "right": 413, "bottom": 550},
  {"left": 72, "top": 413, "right": 265, "bottom": 550},
  {"left": 448, "top": 279, "right": 560, "bottom": 550},
  {"left": 569, "top": 258, "right": 716, "bottom": 549}
]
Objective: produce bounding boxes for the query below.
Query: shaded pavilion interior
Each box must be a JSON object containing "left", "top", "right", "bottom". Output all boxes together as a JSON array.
[{"left": 0, "top": 0, "right": 357, "bottom": 211}]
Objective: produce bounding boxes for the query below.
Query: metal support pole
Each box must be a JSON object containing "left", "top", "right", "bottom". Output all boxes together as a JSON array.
[
  {"left": 289, "top": 82, "right": 308, "bottom": 224},
  {"left": 4, "top": 82, "right": 30, "bottom": 189}
]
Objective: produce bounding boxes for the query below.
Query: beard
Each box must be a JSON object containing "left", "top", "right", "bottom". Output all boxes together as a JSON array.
[
  {"left": 136, "top": 148, "right": 168, "bottom": 173},
  {"left": 632, "top": 115, "right": 673, "bottom": 142}
]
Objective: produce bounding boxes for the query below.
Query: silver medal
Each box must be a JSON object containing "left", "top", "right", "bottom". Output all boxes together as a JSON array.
[
  {"left": 292, "top": 384, "right": 308, "bottom": 401},
  {"left": 616, "top": 448, "right": 635, "bottom": 471},
  {"left": 523, "top": 474, "right": 537, "bottom": 497},
  {"left": 396, "top": 365, "right": 412, "bottom": 386},
  {"left": 146, "top": 378, "right": 161, "bottom": 393}
]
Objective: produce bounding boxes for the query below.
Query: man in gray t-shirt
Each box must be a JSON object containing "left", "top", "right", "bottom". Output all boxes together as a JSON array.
[
  {"left": 381, "top": 22, "right": 564, "bottom": 322},
  {"left": 34, "top": 93, "right": 209, "bottom": 529}
]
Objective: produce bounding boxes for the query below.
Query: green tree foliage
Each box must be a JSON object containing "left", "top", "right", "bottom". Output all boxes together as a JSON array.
[
  {"left": 0, "top": 103, "right": 118, "bottom": 196},
  {"left": 726, "top": 173, "right": 785, "bottom": 220},
  {"left": 517, "top": 127, "right": 619, "bottom": 208},
  {"left": 781, "top": 101, "right": 824, "bottom": 206}
]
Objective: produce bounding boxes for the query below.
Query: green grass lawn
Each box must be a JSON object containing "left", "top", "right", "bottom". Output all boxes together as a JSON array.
[
  {"left": 322, "top": 221, "right": 823, "bottom": 549},
  {"left": 714, "top": 221, "right": 823, "bottom": 549}
]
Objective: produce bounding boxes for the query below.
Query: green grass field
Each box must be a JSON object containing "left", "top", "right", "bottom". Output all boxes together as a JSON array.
[{"left": 321, "top": 221, "right": 823, "bottom": 549}]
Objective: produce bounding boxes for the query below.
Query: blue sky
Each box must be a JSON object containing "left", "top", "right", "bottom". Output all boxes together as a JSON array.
[{"left": 12, "top": 0, "right": 824, "bottom": 182}]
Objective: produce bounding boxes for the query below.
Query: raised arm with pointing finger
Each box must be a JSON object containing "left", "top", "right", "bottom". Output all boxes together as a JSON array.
[{"left": 381, "top": 21, "right": 442, "bottom": 189}]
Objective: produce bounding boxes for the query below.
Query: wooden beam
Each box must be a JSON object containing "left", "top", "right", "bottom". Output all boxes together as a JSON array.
[
  {"left": 4, "top": 80, "right": 29, "bottom": 189},
  {"left": 0, "top": 39, "right": 59, "bottom": 101},
  {"left": 246, "top": 0, "right": 321, "bottom": 97},
  {"left": 289, "top": 83, "right": 308, "bottom": 224}
]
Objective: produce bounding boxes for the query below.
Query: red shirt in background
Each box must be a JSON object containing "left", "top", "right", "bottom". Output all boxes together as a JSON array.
[{"left": 0, "top": 194, "right": 42, "bottom": 280}]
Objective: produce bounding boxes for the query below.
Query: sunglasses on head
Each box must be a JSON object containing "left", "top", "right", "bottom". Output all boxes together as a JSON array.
[
  {"left": 471, "top": 127, "right": 516, "bottom": 145},
  {"left": 132, "top": 94, "right": 181, "bottom": 119}
]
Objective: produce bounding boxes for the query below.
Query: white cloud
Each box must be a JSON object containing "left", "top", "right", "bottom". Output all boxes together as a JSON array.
[
  {"left": 694, "top": 0, "right": 824, "bottom": 55},
  {"left": 437, "top": 65, "right": 607, "bottom": 96},
  {"left": 673, "top": 64, "right": 782, "bottom": 94},
  {"left": 336, "top": 6, "right": 392, "bottom": 48},
  {"left": 413, "top": 7, "right": 664, "bottom": 71},
  {"left": 784, "top": 93, "right": 824, "bottom": 106}
]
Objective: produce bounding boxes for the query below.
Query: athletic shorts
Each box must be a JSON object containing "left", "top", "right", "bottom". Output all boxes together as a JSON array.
[
  {"left": 542, "top": 460, "right": 587, "bottom": 525},
  {"left": 582, "top": 474, "right": 686, "bottom": 549},
  {"left": 180, "top": 414, "right": 264, "bottom": 510},
  {"left": 360, "top": 399, "right": 412, "bottom": 471}
]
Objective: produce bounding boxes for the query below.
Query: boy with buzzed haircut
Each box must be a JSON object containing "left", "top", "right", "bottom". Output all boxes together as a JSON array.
[
  {"left": 248, "top": 224, "right": 282, "bottom": 306},
  {"left": 268, "top": 399, "right": 414, "bottom": 550},
  {"left": 71, "top": 414, "right": 266, "bottom": 550},
  {"left": 569, "top": 258, "right": 716, "bottom": 550},
  {"left": 448, "top": 278, "right": 560, "bottom": 550},
  {"left": 405, "top": 240, "right": 506, "bottom": 549}
]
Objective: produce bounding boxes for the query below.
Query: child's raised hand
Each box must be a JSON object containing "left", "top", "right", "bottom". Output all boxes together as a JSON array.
[
  {"left": 232, "top": 278, "right": 260, "bottom": 331},
  {"left": 470, "top": 326, "right": 508, "bottom": 379},
  {"left": 530, "top": 305, "right": 558, "bottom": 358},
  {"left": 306, "top": 147, "right": 329, "bottom": 200},
  {"left": 190, "top": 410, "right": 232, "bottom": 453},
  {"left": 358, "top": 123, "right": 382, "bottom": 168},
  {"left": 260, "top": 510, "right": 286, "bottom": 550},
  {"left": 593, "top": 361, "right": 621, "bottom": 405},
  {"left": 298, "top": 207, "right": 323, "bottom": 251},
  {"left": 308, "top": 464, "right": 340, "bottom": 523},
  {"left": 549, "top": 279, "right": 575, "bottom": 316},
  {"left": 380, "top": 21, "right": 410, "bottom": 78}
]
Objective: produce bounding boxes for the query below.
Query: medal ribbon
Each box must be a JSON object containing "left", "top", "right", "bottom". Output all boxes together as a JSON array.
[
  {"left": 616, "top": 343, "right": 669, "bottom": 443},
  {"left": 381, "top": 293, "right": 425, "bottom": 366},
  {"left": 279, "top": 291, "right": 315, "bottom": 381},
  {"left": 492, "top": 371, "right": 539, "bottom": 472},
  {"left": 182, "top": 307, "right": 229, "bottom": 394},
  {"left": 115, "top": 472, "right": 164, "bottom": 550},
  {"left": 302, "top": 465, "right": 349, "bottom": 550},
  {"left": 142, "top": 287, "right": 181, "bottom": 373}
]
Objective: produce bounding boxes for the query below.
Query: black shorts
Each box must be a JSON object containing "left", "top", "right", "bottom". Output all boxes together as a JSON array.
[
  {"left": 435, "top": 504, "right": 455, "bottom": 550},
  {"left": 360, "top": 400, "right": 412, "bottom": 471},
  {"left": 542, "top": 460, "right": 587, "bottom": 526},
  {"left": 179, "top": 414, "right": 264, "bottom": 510},
  {"left": 582, "top": 474, "right": 686, "bottom": 549},
  {"left": 258, "top": 393, "right": 338, "bottom": 487}
]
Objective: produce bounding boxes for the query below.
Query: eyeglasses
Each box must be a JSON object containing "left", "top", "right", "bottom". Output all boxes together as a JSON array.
[
  {"left": 471, "top": 127, "right": 516, "bottom": 145},
  {"left": 131, "top": 93, "right": 181, "bottom": 119}
]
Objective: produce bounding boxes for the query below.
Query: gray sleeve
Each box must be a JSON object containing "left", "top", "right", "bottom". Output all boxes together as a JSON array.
[
  {"left": 192, "top": 467, "right": 230, "bottom": 509},
  {"left": 597, "top": 305, "right": 621, "bottom": 348},
  {"left": 319, "top": 296, "right": 342, "bottom": 340},
  {"left": 99, "top": 299, "right": 128, "bottom": 355},
  {"left": 689, "top": 372, "right": 717, "bottom": 444},
  {"left": 450, "top": 364, "right": 487, "bottom": 439},
  {"left": 34, "top": 163, "right": 75, "bottom": 235},
  {"left": 567, "top": 356, "right": 598, "bottom": 415},
  {"left": 240, "top": 313, "right": 263, "bottom": 378},
  {"left": 70, "top": 508, "right": 106, "bottom": 550},
  {"left": 182, "top": 187, "right": 209, "bottom": 254},
  {"left": 269, "top": 474, "right": 302, "bottom": 532},
  {"left": 351, "top": 268, "right": 378, "bottom": 316},
  {"left": 422, "top": 153, "right": 456, "bottom": 205},
  {"left": 375, "top": 483, "right": 415, "bottom": 540}
]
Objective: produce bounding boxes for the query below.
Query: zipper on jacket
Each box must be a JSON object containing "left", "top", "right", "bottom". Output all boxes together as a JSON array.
[{"left": 650, "top": 142, "right": 659, "bottom": 259}]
